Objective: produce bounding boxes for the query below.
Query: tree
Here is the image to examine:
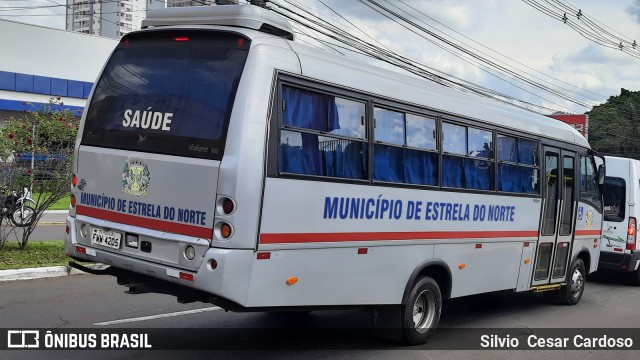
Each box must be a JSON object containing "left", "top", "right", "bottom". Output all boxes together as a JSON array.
[
  {"left": 0, "top": 97, "right": 79, "bottom": 249},
  {"left": 588, "top": 88, "right": 640, "bottom": 158}
]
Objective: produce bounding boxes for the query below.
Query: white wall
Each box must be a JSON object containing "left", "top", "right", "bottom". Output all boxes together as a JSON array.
[{"left": 0, "top": 19, "right": 118, "bottom": 83}]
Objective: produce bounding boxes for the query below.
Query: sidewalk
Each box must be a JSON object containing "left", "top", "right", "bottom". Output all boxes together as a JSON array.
[
  {"left": 0, "top": 263, "right": 107, "bottom": 282},
  {"left": 39, "top": 209, "right": 68, "bottom": 225}
]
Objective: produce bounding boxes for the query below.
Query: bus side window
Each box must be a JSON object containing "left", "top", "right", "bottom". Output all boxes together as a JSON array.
[
  {"left": 580, "top": 155, "right": 602, "bottom": 212},
  {"left": 279, "top": 86, "right": 368, "bottom": 180},
  {"left": 496, "top": 135, "right": 539, "bottom": 194},
  {"left": 373, "top": 107, "right": 437, "bottom": 186},
  {"left": 442, "top": 123, "right": 494, "bottom": 190}
]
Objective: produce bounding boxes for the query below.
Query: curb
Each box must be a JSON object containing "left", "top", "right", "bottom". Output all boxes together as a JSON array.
[{"left": 0, "top": 263, "right": 108, "bottom": 282}]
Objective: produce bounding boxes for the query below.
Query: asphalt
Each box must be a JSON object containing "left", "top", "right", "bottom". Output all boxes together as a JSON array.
[{"left": 0, "top": 210, "right": 103, "bottom": 282}]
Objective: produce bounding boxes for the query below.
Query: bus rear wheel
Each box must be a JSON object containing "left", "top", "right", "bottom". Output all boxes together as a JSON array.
[
  {"left": 401, "top": 276, "right": 442, "bottom": 345},
  {"left": 560, "top": 258, "right": 586, "bottom": 305}
]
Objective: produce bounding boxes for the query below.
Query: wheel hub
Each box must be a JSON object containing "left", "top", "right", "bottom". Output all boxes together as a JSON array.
[
  {"left": 570, "top": 268, "right": 584, "bottom": 297},
  {"left": 412, "top": 290, "right": 436, "bottom": 333}
]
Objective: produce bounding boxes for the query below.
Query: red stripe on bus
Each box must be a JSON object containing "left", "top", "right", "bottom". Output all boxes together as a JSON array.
[
  {"left": 260, "top": 230, "right": 539, "bottom": 244},
  {"left": 76, "top": 205, "right": 213, "bottom": 239},
  {"left": 575, "top": 230, "right": 602, "bottom": 236}
]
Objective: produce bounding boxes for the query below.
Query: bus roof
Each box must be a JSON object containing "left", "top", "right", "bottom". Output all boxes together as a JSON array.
[{"left": 142, "top": 4, "right": 293, "bottom": 40}]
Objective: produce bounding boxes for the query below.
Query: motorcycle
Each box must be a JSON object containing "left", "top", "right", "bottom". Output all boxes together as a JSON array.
[{"left": 0, "top": 187, "right": 36, "bottom": 227}]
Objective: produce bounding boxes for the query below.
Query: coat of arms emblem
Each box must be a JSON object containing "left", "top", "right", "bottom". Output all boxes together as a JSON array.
[
  {"left": 586, "top": 209, "right": 593, "bottom": 229},
  {"left": 122, "top": 158, "right": 150, "bottom": 196}
]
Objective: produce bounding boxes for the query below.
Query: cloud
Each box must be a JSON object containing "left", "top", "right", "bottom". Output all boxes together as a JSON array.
[
  {"left": 626, "top": 0, "right": 640, "bottom": 24},
  {"left": 544, "top": 43, "right": 640, "bottom": 109},
  {"left": 0, "top": 0, "right": 66, "bottom": 30}
]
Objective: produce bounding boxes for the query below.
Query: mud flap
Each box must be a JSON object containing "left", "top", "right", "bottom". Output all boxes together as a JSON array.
[{"left": 372, "top": 305, "right": 403, "bottom": 342}]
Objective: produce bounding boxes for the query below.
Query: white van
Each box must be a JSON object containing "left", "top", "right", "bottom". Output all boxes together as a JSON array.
[{"left": 599, "top": 155, "right": 640, "bottom": 283}]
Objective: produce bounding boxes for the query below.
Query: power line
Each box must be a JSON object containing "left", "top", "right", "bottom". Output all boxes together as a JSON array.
[
  {"left": 273, "top": 0, "right": 609, "bottom": 115},
  {"left": 360, "top": 0, "right": 592, "bottom": 110},
  {"left": 391, "top": 0, "right": 605, "bottom": 101},
  {"left": 270, "top": 0, "right": 564, "bottom": 114},
  {"left": 522, "top": 0, "right": 640, "bottom": 59}
]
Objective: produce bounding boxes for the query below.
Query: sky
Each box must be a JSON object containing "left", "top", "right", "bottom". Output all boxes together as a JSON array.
[{"left": 1, "top": 0, "right": 640, "bottom": 114}]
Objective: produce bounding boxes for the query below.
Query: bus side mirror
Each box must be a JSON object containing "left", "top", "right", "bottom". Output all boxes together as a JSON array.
[{"left": 597, "top": 164, "right": 606, "bottom": 185}]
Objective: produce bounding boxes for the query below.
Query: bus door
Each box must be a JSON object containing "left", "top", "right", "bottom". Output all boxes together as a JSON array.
[{"left": 532, "top": 147, "right": 577, "bottom": 286}]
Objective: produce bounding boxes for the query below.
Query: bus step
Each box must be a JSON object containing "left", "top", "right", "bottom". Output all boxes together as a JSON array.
[{"left": 531, "top": 284, "right": 562, "bottom": 293}]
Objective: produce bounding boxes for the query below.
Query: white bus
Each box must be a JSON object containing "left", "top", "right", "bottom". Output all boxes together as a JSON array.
[
  {"left": 599, "top": 156, "right": 640, "bottom": 284},
  {"left": 65, "top": 5, "right": 604, "bottom": 345}
]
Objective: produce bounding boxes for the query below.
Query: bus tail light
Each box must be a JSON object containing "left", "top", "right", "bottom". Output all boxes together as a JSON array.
[
  {"left": 72, "top": 174, "right": 77, "bottom": 187},
  {"left": 627, "top": 217, "right": 637, "bottom": 251},
  {"left": 217, "top": 196, "right": 236, "bottom": 215},
  {"left": 222, "top": 198, "right": 234, "bottom": 214},
  {"left": 70, "top": 194, "right": 76, "bottom": 208},
  {"left": 215, "top": 221, "right": 233, "bottom": 239},
  {"left": 220, "top": 223, "right": 232, "bottom": 238},
  {"left": 209, "top": 259, "right": 218, "bottom": 270}
]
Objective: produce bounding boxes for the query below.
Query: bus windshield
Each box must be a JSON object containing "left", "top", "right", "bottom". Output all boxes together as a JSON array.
[{"left": 81, "top": 30, "right": 250, "bottom": 160}]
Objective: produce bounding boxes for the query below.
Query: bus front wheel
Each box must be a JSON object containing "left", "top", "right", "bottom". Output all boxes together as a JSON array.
[{"left": 401, "top": 276, "right": 442, "bottom": 345}]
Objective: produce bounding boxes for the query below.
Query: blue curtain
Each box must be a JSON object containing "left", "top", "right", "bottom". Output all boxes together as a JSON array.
[
  {"left": 442, "top": 156, "right": 463, "bottom": 188},
  {"left": 374, "top": 146, "right": 437, "bottom": 185},
  {"left": 497, "top": 136, "right": 517, "bottom": 162},
  {"left": 498, "top": 164, "right": 516, "bottom": 192},
  {"left": 498, "top": 164, "right": 536, "bottom": 193},
  {"left": 464, "top": 160, "right": 493, "bottom": 190},
  {"left": 281, "top": 86, "right": 365, "bottom": 179},
  {"left": 280, "top": 132, "right": 323, "bottom": 176},
  {"left": 323, "top": 139, "right": 366, "bottom": 179},
  {"left": 282, "top": 87, "right": 326, "bottom": 131},
  {"left": 518, "top": 139, "right": 537, "bottom": 165},
  {"left": 374, "top": 146, "right": 404, "bottom": 182},
  {"left": 403, "top": 149, "right": 437, "bottom": 185},
  {"left": 520, "top": 167, "right": 535, "bottom": 193}
]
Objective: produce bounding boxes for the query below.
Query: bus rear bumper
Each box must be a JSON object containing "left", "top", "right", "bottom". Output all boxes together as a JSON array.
[
  {"left": 67, "top": 261, "right": 246, "bottom": 310},
  {"left": 64, "top": 216, "right": 253, "bottom": 310}
]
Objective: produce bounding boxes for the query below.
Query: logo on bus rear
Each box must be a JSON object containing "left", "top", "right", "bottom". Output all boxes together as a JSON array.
[{"left": 122, "top": 158, "right": 150, "bottom": 196}]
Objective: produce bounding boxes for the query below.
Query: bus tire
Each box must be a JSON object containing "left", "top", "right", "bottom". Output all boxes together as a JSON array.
[
  {"left": 401, "top": 276, "right": 442, "bottom": 345},
  {"left": 561, "top": 258, "right": 586, "bottom": 305}
]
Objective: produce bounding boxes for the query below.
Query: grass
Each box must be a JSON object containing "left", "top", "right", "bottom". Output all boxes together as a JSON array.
[
  {"left": 29, "top": 193, "right": 70, "bottom": 211},
  {"left": 0, "top": 194, "right": 73, "bottom": 271},
  {"left": 45, "top": 194, "right": 70, "bottom": 211},
  {"left": 0, "top": 240, "right": 78, "bottom": 270}
]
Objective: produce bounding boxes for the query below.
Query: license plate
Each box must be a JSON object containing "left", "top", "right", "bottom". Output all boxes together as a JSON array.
[{"left": 90, "top": 228, "right": 122, "bottom": 249}]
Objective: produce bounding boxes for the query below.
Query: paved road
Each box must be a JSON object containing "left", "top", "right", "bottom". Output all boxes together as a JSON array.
[
  {"left": 1, "top": 210, "right": 66, "bottom": 243},
  {"left": 1, "top": 271, "right": 639, "bottom": 359}
]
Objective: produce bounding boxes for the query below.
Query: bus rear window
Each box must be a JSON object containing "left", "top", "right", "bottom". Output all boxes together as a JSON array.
[
  {"left": 603, "top": 177, "right": 626, "bottom": 222},
  {"left": 81, "top": 30, "right": 250, "bottom": 160}
]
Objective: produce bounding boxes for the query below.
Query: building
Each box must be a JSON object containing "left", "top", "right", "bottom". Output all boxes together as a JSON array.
[
  {"left": 0, "top": 19, "right": 118, "bottom": 121},
  {"left": 66, "top": 0, "right": 166, "bottom": 39},
  {"left": 547, "top": 113, "right": 589, "bottom": 140}
]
